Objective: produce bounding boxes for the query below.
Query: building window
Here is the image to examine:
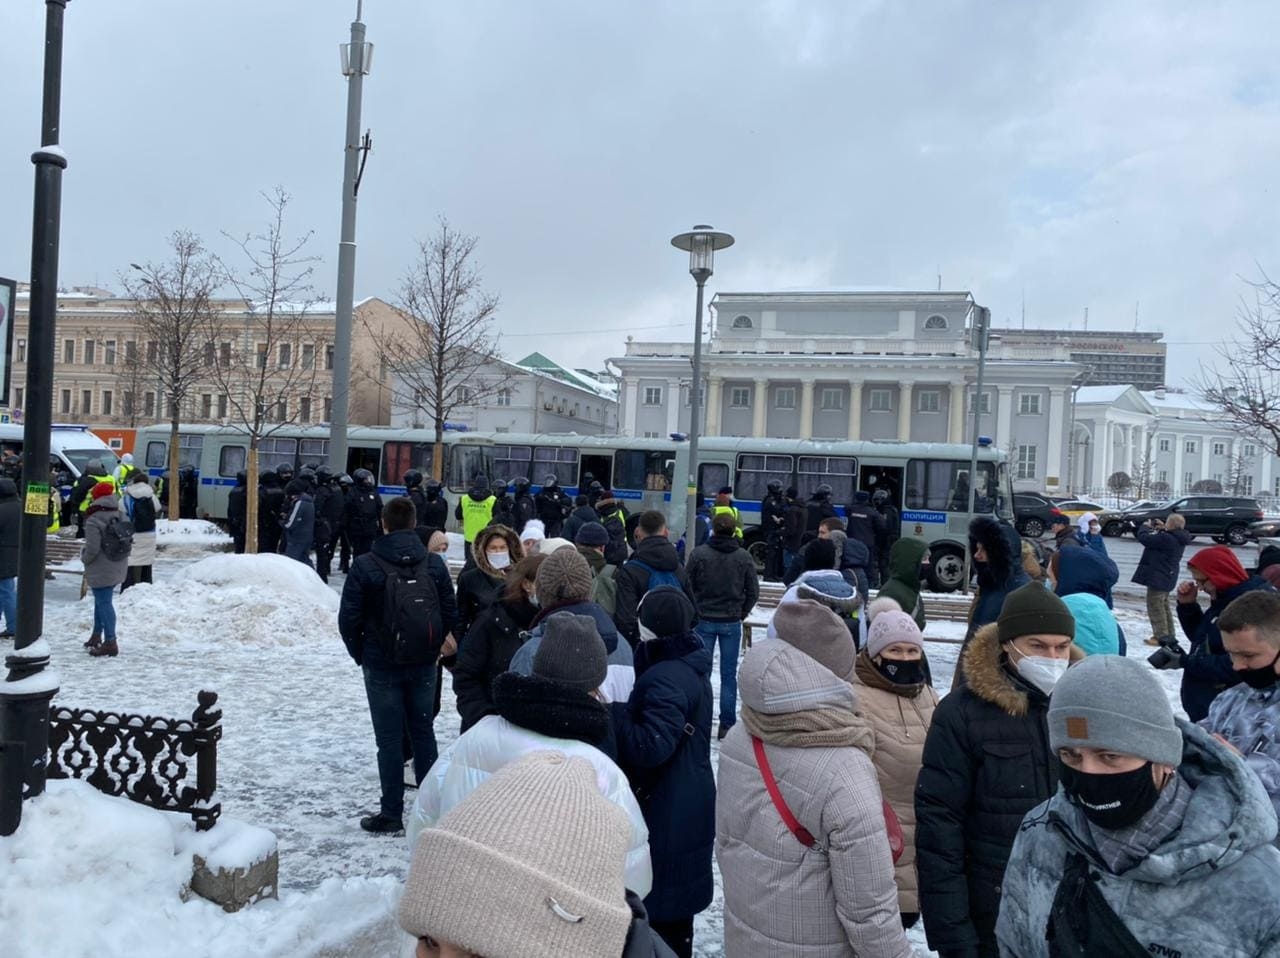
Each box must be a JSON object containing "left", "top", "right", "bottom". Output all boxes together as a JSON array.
[
  {"left": 1275, "top": 476, "right": 1280, "bottom": 497},
  {"left": 105, "top": 340, "right": 116, "bottom": 366},
  {"left": 200, "top": 394, "right": 212, "bottom": 419},
  {"left": 301, "top": 344, "right": 315, "bottom": 370},
  {"left": 299, "top": 397, "right": 311, "bottom": 423},
  {"left": 731, "top": 314, "right": 753, "bottom": 329},
  {"left": 13, "top": 388, "right": 23, "bottom": 409},
  {"left": 62, "top": 339, "right": 74, "bottom": 364},
  {"left": 869, "top": 389, "right": 893, "bottom": 412},
  {"left": 497, "top": 388, "right": 512, "bottom": 407},
  {"left": 144, "top": 392, "right": 156, "bottom": 417},
  {"left": 81, "top": 390, "right": 92, "bottom": 415},
  {"left": 84, "top": 340, "right": 95, "bottom": 365},
  {"left": 276, "top": 399, "right": 288, "bottom": 421},
  {"left": 220, "top": 342, "right": 231, "bottom": 366},
  {"left": 201, "top": 342, "right": 215, "bottom": 367},
  {"left": 918, "top": 390, "right": 941, "bottom": 414},
  {"left": 1245, "top": 443, "right": 1257, "bottom": 457},
  {"left": 729, "top": 387, "right": 751, "bottom": 408},
  {"left": 1211, "top": 441, "right": 1225, "bottom": 456},
  {"left": 256, "top": 344, "right": 268, "bottom": 369},
  {"left": 775, "top": 387, "right": 796, "bottom": 409},
  {"left": 323, "top": 397, "right": 333, "bottom": 420},
  {"left": 1242, "top": 475, "right": 1254, "bottom": 495},
  {"left": 147, "top": 340, "right": 159, "bottom": 363},
  {"left": 456, "top": 385, "right": 473, "bottom": 404},
  {"left": 60, "top": 389, "right": 71, "bottom": 414},
  {"left": 1185, "top": 440, "right": 1197, "bottom": 454},
  {"left": 217, "top": 395, "right": 228, "bottom": 419},
  {"left": 102, "top": 390, "right": 113, "bottom": 416},
  {"left": 1158, "top": 469, "right": 1168, "bottom": 483},
  {"left": 643, "top": 431, "right": 660, "bottom": 438},
  {"left": 1016, "top": 444, "right": 1037, "bottom": 480},
  {"left": 1159, "top": 437, "right": 1170, "bottom": 452},
  {"left": 325, "top": 345, "right": 335, "bottom": 371},
  {"left": 684, "top": 386, "right": 705, "bottom": 408},
  {"left": 15, "top": 339, "right": 25, "bottom": 363},
  {"left": 125, "top": 340, "right": 137, "bottom": 363},
  {"left": 1017, "top": 393, "right": 1041, "bottom": 415},
  {"left": 820, "top": 388, "right": 844, "bottom": 411},
  {"left": 923, "top": 314, "right": 949, "bottom": 330},
  {"left": 968, "top": 391, "right": 992, "bottom": 415},
  {"left": 1184, "top": 471, "right": 1194, "bottom": 490},
  {"left": 123, "top": 392, "right": 134, "bottom": 417},
  {"left": 278, "top": 343, "right": 292, "bottom": 368},
  {"left": 643, "top": 387, "right": 663, "bottom": 406}
]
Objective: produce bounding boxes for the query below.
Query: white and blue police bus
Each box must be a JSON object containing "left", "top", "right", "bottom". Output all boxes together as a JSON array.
[{"left": 133, "top": 423, "right": 1012, "bottom": 591}]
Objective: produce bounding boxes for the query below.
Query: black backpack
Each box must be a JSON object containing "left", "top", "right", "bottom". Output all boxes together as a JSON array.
[
  {"left": 370, "top": 555, "right": 444, "bottom": 666},
  {"left": 100, "top": 516, "right": 135, "bottom": 561},
  {"left": 129, "top": 494, "right": 157, "bottom": 535}
]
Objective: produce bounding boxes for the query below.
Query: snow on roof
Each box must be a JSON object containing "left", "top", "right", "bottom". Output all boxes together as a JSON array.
[
  {"left": 515, "top": 352, "right": 617, "bottom": 400},
  {"left": 1141, "top": 390, "right": 1219, "bottom": 413},
  {"left": 1075, "top": 384, "right": 1133, "bottom": 404}
]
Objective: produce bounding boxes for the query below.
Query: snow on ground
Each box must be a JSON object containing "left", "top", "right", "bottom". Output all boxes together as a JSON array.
[
  {"left": 156, "top": 518, "right": 233, "bottom": 544},
  {"left": 5, "top": 542, "right": 1191, "bottom": 957}
]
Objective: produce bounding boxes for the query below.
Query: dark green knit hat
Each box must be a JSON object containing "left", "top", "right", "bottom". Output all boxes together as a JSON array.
[{"left": 997, "top": 582, "right": 1075, "bottom": 644}]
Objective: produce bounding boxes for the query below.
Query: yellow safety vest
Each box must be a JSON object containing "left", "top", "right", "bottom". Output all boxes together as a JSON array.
[
  {"left": 461, "top": 495, "right": 496, "bottom": 542},
  {"left": 712, "top": 504, "right": 743, "bottom": 538},
  {"left": 79, "top": 473, "right": 117, "bottom": 512},
  {"left": 48, "top": 487, "right": 61, "bottom": 532}
]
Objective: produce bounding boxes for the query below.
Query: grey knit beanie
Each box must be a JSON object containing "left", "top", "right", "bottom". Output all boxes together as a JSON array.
[
  {"left": 535, "top": 546, "right": 594, "bottom": 604},
  {"left": 866, "top": 609, "right": 924, "bottom": 658},
  {"left": 1049, "top": 655, "right": 1183, "bottom": 767},
  {"left": 533, "top": 613, "right": 608, "bottom": 693},
  {"left": 399, "top": 751, "right": 633, "bottom": 958},
  {"left": 768, "top": 598, "right": 857, "bottom": 682}
]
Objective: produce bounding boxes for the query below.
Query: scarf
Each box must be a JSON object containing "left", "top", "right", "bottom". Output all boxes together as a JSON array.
[
  {"left": 741, "top": 703, "right": 875, "bottom": 753},
  {"left": 1086, "top": 770, "right": 1191, "bottom": 875}
]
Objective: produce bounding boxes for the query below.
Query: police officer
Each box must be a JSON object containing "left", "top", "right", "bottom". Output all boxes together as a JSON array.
[
  {"left": 178, "top": 463, "right": 199, "bottom": 519},
  {"left": 490, "top": 478, "right": 517, "bottom": 529},
  {"left": 844, "top": 490, "right": 886, "bottom": 588},
  {"left": 421, "top": 478, "right": 449, "bottom": 533},
  {"left": 404, "top": 469, "right": 430, "bottom": 527},
  {"left": 512, "top": 476, "right": 537, "bottom": 534},
  {"left": 535, "top": 473, "right": 571, "bottom": 537},
  {"left": 805, "top": 483, "right": 837, "bottom": 536},
  {"left": 455, "top": 475, "right": 496, "bottom": 567},
  {"left": 760, "top": 479, "right": 787, "bottom": 581},
  {"left": 345, "top": 468, "right": 383, "bottom": 557},
  {"left": 711, "top": 486, "right": 743, "bottom": 540},
  {"left": 872, "top": 487, "right": 900, "bottom": 588},
  {"left": 336, "top": 473, "right": 355, "bottom": 573},
  {"left": 227, "top": 471, "right": 248, "bottom": 554},
  {"left": 312, "top": 465, "right": 342, "bottom": 581}
]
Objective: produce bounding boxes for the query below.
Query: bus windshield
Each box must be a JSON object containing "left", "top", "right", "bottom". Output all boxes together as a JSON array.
[{"left": 62, "top": 448, "right": 120, "bottom": 476}]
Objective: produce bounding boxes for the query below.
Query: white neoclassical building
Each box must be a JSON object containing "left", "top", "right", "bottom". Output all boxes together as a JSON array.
[{"left": 610, "top": 290, "right": 1083, "bottom": 491}]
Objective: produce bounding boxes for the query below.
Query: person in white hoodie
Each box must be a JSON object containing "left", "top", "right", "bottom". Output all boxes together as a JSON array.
[{"left": 120, "top": 470, "right": 160, "bottom": 590}]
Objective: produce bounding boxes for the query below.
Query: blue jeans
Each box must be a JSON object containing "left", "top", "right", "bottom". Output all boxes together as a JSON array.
[
  {"left": 362, "top": 664, "right": 438, "bottom": 819},
  {"left": 696, "top": 620, "right": 741, "bottom": 728},
  {"left": 91, "top": 585, "right": 117, "bottom": 641},
  {"left": 0, "top": 577, "right": 15, "bottom": 633}
]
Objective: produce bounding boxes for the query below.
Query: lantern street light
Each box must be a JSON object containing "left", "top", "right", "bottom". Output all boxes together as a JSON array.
[{"left": 670, "top": 225, "right": 734, "bottom": 546}]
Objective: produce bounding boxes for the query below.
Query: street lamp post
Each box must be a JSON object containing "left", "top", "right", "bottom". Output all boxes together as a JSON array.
[
  {"left": 329, "top": 1, "right": 373, "bottom": 475},
  {"left": 961, "top": 305, "right": 990, "bottom": 596},
  {"left": 670, "top": 226, "right": 734, "bottom": 545},
  {"left": 0, "top": 0, "right": 69, "bottom": 837}
]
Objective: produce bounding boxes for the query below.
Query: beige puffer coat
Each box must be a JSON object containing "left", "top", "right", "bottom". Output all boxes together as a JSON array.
[
  {"left": 716, "top": 639, "right": 913, "bottom": 958},
  {"left": 852, "top": 649, "right": 939, "bottom": 915}
]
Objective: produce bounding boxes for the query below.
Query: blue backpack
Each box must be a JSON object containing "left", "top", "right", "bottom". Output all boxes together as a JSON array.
[{"left": 626, "top": 558, "right": 681, "bottom": 593}]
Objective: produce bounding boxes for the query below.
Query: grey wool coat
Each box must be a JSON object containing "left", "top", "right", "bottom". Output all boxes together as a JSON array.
[
  {"left": 996, "top": 721, "right": 1280, "bottom": 958},
  {"left": 82, "top": 496, "right": 130, "bottom": 589},
  {"left": 715, "top": 639, "right": 913, "bottom": 958}
]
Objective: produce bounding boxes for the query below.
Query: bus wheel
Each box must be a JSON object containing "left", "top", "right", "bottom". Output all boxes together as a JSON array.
[
  {"left": 746, "top": 537, "right": 767, "bottom": 574},
  {"left": 926, "top": 546, "right": 966, "bottom": 593}
]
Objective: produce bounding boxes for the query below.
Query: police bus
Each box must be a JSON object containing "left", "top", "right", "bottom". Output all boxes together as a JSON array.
[{"left": 133, "top": 423, "right": 1012, "bottom": 591}]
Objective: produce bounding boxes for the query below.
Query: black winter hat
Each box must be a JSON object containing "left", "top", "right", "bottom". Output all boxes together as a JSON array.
[
  {"left": 1050, "top": 513, "right": 1072, "bottom": 528},
  {"left": 1259, "top": 545, "right": 1280, "bottom": 573},
  {"left": 802, "top": 538, "right": 837, "bottom": 572},
  {"left": 574, "top": 521, "right": 610, "bottom": 547},
  {"left": 638, "top": 585, "right": 695, "bottom": 639},
  {"left": 997, "top": 581, "right": 1075, "bottom": 644},
  {"left": 285, "top": 478, "right": 308, "bottom": 496},
  {"left": 533, "top": 613, "right": 608, "bottom": 693}
]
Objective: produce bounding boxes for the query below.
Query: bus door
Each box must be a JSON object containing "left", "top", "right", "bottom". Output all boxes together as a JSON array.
[
  {"left": 859, "top": 462, "right": 905, "bottom": 536},
  {"left": 579, "top": 453, "right": 612, "bottom": 494},
  {"left": 346, "top": 445, "right": 381, "bottom": 480}
]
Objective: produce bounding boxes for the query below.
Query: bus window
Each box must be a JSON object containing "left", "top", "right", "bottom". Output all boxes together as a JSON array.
[
  {"left": 257, "top": 437, "right": 298, "bottom": 473},
  {"left": 493, "top": 445, "right": 532, "bottom": 484},
  {"left": 299, "top": 439, "right": 329, "bottom": 470},
  {"left": 533, "top": 446, "right": 577, "bottom": 487},
  {"left": 448, "top": 445, "right": 494, "bottom": 491},
  {"left": 614, "top": 449, "right": 674, "bottom": 491},
  {"left": 904, "top": 459, "right": 1001, "bottom": 513},
  {"left": 347, "top": 446, "right": 381, "bottom": 480},
  {"left": 145, "top": 441, "right": 167, "bottom": 469},
  {"left": 383, "top": 441, "right": 434, "bottom": 485},
  {"left": 219, "top": 445, "right": 247, "bottom": 477},
  {"left": 697, "top": 462, "right": 729, "bottom": 498},
  {"left": 178, "top": 434, "right": 204, "bottom": 469},
  {"left": 796, "top": 455, "right": 856, "bottom": 503},
  {"left": 580, "top": 454, "right": 612, "bottom": 490},
  {"left": 735, "top": 453, "right": 793, "bottom": 501}
]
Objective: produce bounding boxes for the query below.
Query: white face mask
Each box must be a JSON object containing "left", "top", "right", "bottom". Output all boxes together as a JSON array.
[
  {"left": 1014, "top": 652, "right": 1070, "bottom": 694},
  {"left": 488, "top": 551, "right": 510, "bottom": 570}
]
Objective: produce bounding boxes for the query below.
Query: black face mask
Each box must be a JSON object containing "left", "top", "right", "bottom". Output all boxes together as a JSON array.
[
  {"left": 875, "top": 658, "right": 925, "bottom": 686},
  {"left": 1058, "top": 760, "right": 1162, "bottom": 830},
  {"left": 1237, "top": 649, "right": 1280, "bottom": 689}
]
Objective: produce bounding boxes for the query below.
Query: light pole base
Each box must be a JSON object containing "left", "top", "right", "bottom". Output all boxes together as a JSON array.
[{"left": 0, "top": 646, "right": 60, "bottom": 836}]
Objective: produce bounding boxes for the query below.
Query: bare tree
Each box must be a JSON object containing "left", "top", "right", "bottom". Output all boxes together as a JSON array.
[
  {"left": 120, "top": 232, "right": 223, "bottom": 518},
  {"left": 367, "top": 218, "right": 509, "bottom": 479},
  {"left": 1191, "top": 478, "right": 1224, "bottom": 494},
  {"left": 1199, "top": 270, "right": 1280, "bottom": 455},
  {"left": 1227, "top": 447, "right": 1256, "bottom": 496},
  {"left": 1107, "top": 470, "right": 1133, "bottom": 497},
  {"left": 1130, "top": 432, "right": 1157, "bottom": 500},
  {"left": 206, "top": 188, "right": 320, "bottom": 553}
]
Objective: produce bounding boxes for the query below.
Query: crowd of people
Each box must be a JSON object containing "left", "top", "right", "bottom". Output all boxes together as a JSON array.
[{"left": 325, "top": 475, "right": 1280, "bottom": 958}]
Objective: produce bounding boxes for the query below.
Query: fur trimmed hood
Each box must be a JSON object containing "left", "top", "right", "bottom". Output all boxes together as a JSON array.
[
  {"left": 472, "top": 524, "right": 524, "bottom": 578},
  {"left": 969, "top": 516, "right": 1023, "bottom": 589},
  {"left": 961, "top": 621, "right": 1084, "bottom": 717}
]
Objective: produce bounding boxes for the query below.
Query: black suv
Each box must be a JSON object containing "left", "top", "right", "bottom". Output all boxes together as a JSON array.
[
  {"left": 1013, "top": 493, "right": 1064, "bottom": 538},
  {"left": 1117, "top": 496, "right": 1264, "bottom": 545}
]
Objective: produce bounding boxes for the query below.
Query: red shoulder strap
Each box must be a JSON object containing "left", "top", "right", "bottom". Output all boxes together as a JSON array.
[{"left": 752, "top": 735, "right": 816, "bottom": 848}]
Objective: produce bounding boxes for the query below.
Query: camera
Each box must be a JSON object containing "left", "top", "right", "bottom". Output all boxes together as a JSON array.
[{"left": 1147, "top": 645, "right": 1182, "bottom": 669}]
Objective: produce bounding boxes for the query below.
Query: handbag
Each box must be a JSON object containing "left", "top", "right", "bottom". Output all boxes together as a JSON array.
[{"left": 752, "top": 735, "right": 904, "bottom": 863}]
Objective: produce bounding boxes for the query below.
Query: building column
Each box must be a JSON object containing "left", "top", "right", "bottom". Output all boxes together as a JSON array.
[
  {"left": 622, "top": 379, "right": 639, "bottom": 436},
  {"left": 995, "top": 386, "right": 1014, "bottom": 447},
  {"left": 1045, "top": 387, "right": 1066, "bottom": 490},
  {"left": 665, "top": 378, "right": 680, "bottom": 437},
  {"left": 1200, "top": 435, "right": 1210, "bottom": 486},
  {"left": 1173, "top": 433, "right": 1185, "bottom": 494},
  {"left": 847, "top": 382, "right": 864, "bottom": 441},
  {"left": 897, "top": 382, "right": 914, "bottom": 442},
  {"left": 799, "top": 380, "right": 815, "bottom": 440},
  {"left": 752, "top": 378, "right": 768, "bottom": 438},
  {"left": 1262, "top": 450, "right": 1274, "bottom": 499},
  {"left": 704, "top": 376, "right": 722, "bottom": 437},
  {"left": 1093, "top": 420, "right": 1110, "bottom": 491},
  {"left": 949, "top": 382, "right": 966, "bottom": 443}
]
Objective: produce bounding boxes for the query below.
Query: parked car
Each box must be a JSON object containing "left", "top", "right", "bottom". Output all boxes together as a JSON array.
[
  {"left": 1248, "top": 517, "right": 1280, "bottom": 540},
  {"left": 1101, "top": 500, "right": 1162, "bottom": 536},
  {"left": 1116, "top": 496, "right": 1264, "bottom": 545},
  {"left": 1013, "top": 493, "right": 1064, "bottom": 538},
  {"left": 1054, "top": 499, "right": 1119, "bottom": 526}
]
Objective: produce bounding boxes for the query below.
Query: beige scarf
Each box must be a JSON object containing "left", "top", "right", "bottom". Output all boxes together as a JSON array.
[{"left": 741, "top": 704, "right": 875, "bottom": 754}]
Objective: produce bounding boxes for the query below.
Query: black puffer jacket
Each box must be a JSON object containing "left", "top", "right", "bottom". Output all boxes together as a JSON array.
[
  {"left": 452, "top": 596, "right": 538, "bottom": 733},
  {"left": 420, "top": 491, "right": 449, "bottom": 532},
  {"left": 454, "top": 525, "right": 523, "bottom": 640},
  {"left": 1132, "top": 525, "right": 1193, "bottom": 592},
  {"left": 613, "top": 536, "right": 698, "bottom": 648},
  {"left": 685, "top": 534, "right": 758, "bottom": 621},
  {"left": 562, "top": 503, "right": 599, "bottom": 544},
  {"left": 955, "top": 518, "right": 1030, "bottom": 690},
  {"left": 915, "top": 622, "right": 1067, "bottom": 958},
  {"left": 0, "top": 479, "right": 19, "bottom": 579}
]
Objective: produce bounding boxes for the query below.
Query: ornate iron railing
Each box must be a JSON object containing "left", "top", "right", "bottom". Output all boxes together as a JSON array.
[{"left": 47, "top": 690, "right": 222, "bottom": 830}]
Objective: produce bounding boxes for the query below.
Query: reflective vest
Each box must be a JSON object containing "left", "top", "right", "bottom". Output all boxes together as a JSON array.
[
  {"left": 79, "top": 473, "right": 117, "bottom": 512},
  {"left": 461, "top": 495, "right": 496, "bottom": 542},
  {"left": 48, "top": 487, "right": 61, "bottom": 533},
  {"left": 712, "top": 503, "right": 743, "bottom": 538}
]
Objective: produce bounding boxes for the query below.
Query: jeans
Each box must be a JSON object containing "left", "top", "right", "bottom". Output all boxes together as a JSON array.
[
  {"left": 91, "top": 585, "right": 117, "bottom": 641},
  {"left": 362, "top": 664, "right": 439, "bottom": 819},
  {"left": 696, "top": 620, "right": 741, "bottom": 728},
  {"left": 0, "top": 577, "right": 15, "bottom": 633}
]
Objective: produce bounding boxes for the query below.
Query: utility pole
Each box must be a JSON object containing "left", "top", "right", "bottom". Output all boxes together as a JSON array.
[
  {"left": 329, "top": 1, "right": 372, "bottom": 475},
  {"left": 961, "top": 305, "right": 990, "bottom": 595},
  {"left": 1, "top": 0, "right": 69, "bottom": 837}
]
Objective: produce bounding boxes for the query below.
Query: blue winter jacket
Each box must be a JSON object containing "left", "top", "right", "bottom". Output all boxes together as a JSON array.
[
  {"left": 1178, "top": 575, "right": 1276, "bottom": 722},
  {"left": 1053, "top": 544, "right": 1119, "bottom": 609}
]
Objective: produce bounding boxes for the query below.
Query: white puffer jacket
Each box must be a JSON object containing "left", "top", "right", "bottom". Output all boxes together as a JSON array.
[{"left": 408, "top": 714, "right": 653, "bottom": 898}]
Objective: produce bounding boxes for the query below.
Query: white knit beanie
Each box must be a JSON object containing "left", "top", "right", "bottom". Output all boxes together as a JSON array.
[
  {"left": 866, "top": 609, "right": 924, "bottom": 658},
  {"left": 522, "top": 519, "right": 547, "bottom": 543},
  {"left": 399, "top": 751, "right": 633, "bottom": 957}
]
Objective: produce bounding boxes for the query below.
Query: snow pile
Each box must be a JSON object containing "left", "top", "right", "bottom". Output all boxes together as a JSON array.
[
  {"left": 0, "top": 780, "right": 402, "bottom": 958},
  {"left": 105, "top": 554, "right": 339, "bottom": 650},
  {"left": 156, "top": 519, "right": 232, "bottom": 544}
]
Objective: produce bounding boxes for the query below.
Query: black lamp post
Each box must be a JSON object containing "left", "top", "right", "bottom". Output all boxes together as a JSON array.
[
  {"left": 670, "top": 226, "right": 733, "bottom": 545},
  {"left": 0, "top": 0, "right": 69, "bottom": 837}
]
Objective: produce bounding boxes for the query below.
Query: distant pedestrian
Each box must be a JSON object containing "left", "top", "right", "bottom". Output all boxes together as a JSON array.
[
  {"left": 844, "top": 490, "right": 886, "bottom": 588},
  {"left": 82, "top": 482, "right": 131, "bottom": 658},
  {"left": 282, "top": 478, "right": 316, "bottom": 569},
  {"left": 709, "top": 487, "right": 742, "bottom": 540},
  {"left": 0, "top": 478, "right": 19, "bottom": 638},
  {"left": 345, "top": 468, "right": 383, "bottom": 558},
  {"left": 805, "top": 483, "right": 837, "bottom": 535},
  {"left": 511, "top": 476, "right": 537, "bottom": 534},
  {"left": 226, "top": 470, "right": 247, "bottom": 554},
  {"left": 563, "top": 494, "right": 599, "bottom": 546},
  {"left": 121, "top": 471, "right": 160, "bottom": 591},
  {"left": 535, "top": 474, "right": 572, "bottom": 538},
  {"left": 955, "top": 516, "right": 1029, "bottom": 689},
  {"left": 872, "top": 536, "right": 929, "bottom": 631},
  {"left": 781, "top": 485, "right": 806, "bottom": 571},
  {"left": 760, "top": 479, "right": 787, "bottom": 581},
  {"left": 1133, "top": 514, "right": 1192, "bottom": 648},
  {"left": 455, "top": 525, "right": 523, "bottom": 642}
]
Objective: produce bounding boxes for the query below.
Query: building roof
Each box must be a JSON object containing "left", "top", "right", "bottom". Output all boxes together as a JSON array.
[
  {"left": 1075, "top": 384, "right": 1134, "bottom": 404},
  {"left": 515, "top": 352, "right": 617, "bottom": 400},
  {"left": 1141, "top": 389, "right": 1218, "bottom": 414}
]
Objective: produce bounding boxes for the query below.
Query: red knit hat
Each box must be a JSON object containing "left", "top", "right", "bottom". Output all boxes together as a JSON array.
[
  {"left": 1188, "top": 546, "right": 1248, "bottom": 592},
  {"left": 91, "top": 481, "right": 116, "bottom": 500}
]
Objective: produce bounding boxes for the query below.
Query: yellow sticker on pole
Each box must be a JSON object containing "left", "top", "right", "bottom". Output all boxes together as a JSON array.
[{"left": 25, "top": 482, "right": 50, "bottom": 516}]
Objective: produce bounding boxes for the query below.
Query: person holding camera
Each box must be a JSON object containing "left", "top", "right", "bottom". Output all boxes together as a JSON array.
[{"left": 1133, "top": 514, "right": 1193, "bottom": 649}]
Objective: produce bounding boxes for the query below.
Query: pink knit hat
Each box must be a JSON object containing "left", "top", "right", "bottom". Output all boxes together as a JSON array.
[{"left": 866, "top": 610, "right": 924, "bottom": 658}]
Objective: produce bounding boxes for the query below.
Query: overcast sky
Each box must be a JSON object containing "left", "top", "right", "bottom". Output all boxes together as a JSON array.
[{"left": 2, "top": 1, "right": 1278, "bottom": 389}]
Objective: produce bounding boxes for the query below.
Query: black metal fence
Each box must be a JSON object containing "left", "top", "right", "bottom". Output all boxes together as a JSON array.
[{"left": 47, "top": 690, "right": 223, "bottom": 830}]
